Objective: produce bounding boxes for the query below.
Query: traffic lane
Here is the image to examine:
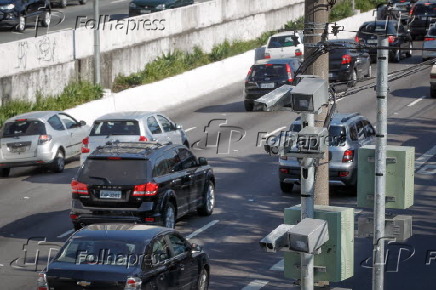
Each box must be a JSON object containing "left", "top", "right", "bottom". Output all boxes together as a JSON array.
[{"left": 0, "top": 0, "right": 210, "bottom": 44}]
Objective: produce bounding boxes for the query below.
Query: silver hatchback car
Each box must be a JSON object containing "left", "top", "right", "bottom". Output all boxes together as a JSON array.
[
  {"left": 80, "top": 111, "right": 189, "bottom": 164},
  {"left": 0, "top": 111, "right": 90, "bottom": 177},
  {"left": 278, "top": 112, "right": 376, "bottom": 193}
]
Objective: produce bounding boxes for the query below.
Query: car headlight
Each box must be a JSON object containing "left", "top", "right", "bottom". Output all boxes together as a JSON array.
[
  {"left": 156, "top": 4, "right": 166, "bottom": 9},
  {"left": 0, "top": 4, "right": 15, "bottom": 10},
  {"left": 129, "top": 2, "right": 137, "bottom": 9}
]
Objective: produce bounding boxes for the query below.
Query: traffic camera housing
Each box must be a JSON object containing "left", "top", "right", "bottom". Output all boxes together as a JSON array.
[{"left": 291, "top": 77, "right": 329, "bottom": 113}]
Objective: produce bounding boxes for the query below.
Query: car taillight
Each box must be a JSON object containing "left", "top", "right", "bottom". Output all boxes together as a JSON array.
[
  {"left": 37, "top": 272, "right": 48, "bottom": 290},
  {"left": 286, "top": 64, "right": 293, "bottom": 82},
  {"left": 81, "top": 137, "right": 90, "bottom": 153},
  {"left": 37, "top": 135, "right": 52, "bottom": 145},
  {"left": 388, "top": 36, "right": 396, "bottom": 43},
  {"left": 264, "top": 52, "right": 271, "bottom": 59},
  {"left": 425, "top": 37, "right": 436, "bottom": 41},
  {"left": 342, "top": 150, "right": 354, "bottom": 162},
  {"left": 279, "top": 168, "right": 289, "bottom": 174},
  {"left": 133, "top": 182, "right": 158, "bottom": 196},
  {"left": 70, "top": 214, "right": 78, "bottom": 220},
  {"left": 354, "top": 36, "right": 360, "bottom": 43},
  {"left": 124, "top": 277, "right": 142, "bottom": 290},
  {"left": 139, "top": 136, "right": 147, "bottom": 141},
  {"left": 295, "top": 48, "right": 302, "bottom": 56},
  {"left": 245, "top": 67, "right": 253, "bottom": 82},
  {"left": 71, "top": 180, "right": 89, "bottom": 195},
  {"left": 341, "top": 54, "right": 352, "bottom": 64}
]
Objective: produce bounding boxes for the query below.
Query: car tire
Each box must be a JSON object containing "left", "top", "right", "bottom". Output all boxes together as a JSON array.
[
  {"left": 431, "top": 89, "right": 436, "bottom": 98},
  {"left": 16, "top": 15, "right": 26, "bottom": 32},
  {"left": 73, "top": 223, "right": 82, "bottom": 231},
  {"left": 392, "top": 49, "right": 401, "bottom": 63},
  {"left": 406, "top": 42, "right": 412, "bottom": 58},
  {"left": 280, "top": 181, "right": 294, "bottom": 193},
  {"left": 197, "top": 180, "right": 215, "bottom": 216},
  {"left": 244, "top": 101, "right": 254, "bottom": 112},
  {"left": 364, "top": 64, "right": 372, "bottom": 78},
  {"left": 347, "top": 69, "right": 357, "bottom": 88},
  {"left": 183, "top": 140, "right": 190, "bottom": 149},
  {"left": 52, "top": 150, "right": 65, "bottom": 173},
  {"left": 423, "top": 57, "right": 428, "bottom": 62},
  {"left": 79, "top": 0, "right": 87, "bottom": 4},
  {"left": 197, "top": 268, "right": 209, "bottom": 290},
  {"left": 40, "top": 10, "right": 51, "bottom": 27},
  {"left": 60, "top": 0, "right": 67, "bottom": 8},
  {"left": 1, "top": 168, "right": 10, "bottom": 178},
  {"left": 162, "top": 202, "right": 176, "bottom": 228}
]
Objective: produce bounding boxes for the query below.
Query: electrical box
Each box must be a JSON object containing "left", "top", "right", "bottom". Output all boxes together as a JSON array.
[
  {"left": 357, "top": 145, "right": 415, "bottom": 209},
  {"left": 284, "top": 205, "right": 354, "bottom": 282},
  {"left": 357, "top": 214, "right": 413, "bottom": 242}
]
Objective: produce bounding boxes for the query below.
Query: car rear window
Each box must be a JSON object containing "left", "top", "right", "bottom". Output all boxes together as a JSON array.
[
  {"left": 250, "top": 64, "right": 287, "bottom": 78},
  {"left": 2, "top": 121, "right": 46, "bottom": 138},
  {"left": 267, "top": 35, "right": 299, "bottom": 48},
  {"left": 414, "top": 3, "right": 436, "bottom": 15},
  {"left": 289, "top": 124, "right": 346, "bottom": 146},
  {"left": 56, "top": 238, "right": 139, "bottom": 265},
  {"left": 78, "top": 159, "right": 148, "bottom": 185},
  {"left": 90, "top": 121, "right": 140, "bottom": 136},
  {"left": 359, "top": 22, "right": 397, "bottom": 35}
]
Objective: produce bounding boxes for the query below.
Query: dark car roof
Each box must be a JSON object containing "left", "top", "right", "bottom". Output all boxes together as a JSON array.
[
  {"left": 74, "top": 224, "right": 173, "bottom": 242},
  {"left": 89, "top": 142, "right": 177, "bottom": 160}
]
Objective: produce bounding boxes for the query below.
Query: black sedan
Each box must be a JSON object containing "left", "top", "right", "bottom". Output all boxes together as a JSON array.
[
  {"left": 355, "top": 20, "right": 413, "bottom": 63},
  {"left": 328, "top": 39, "right": 371, "bottom": 88},
  {"left": 37, "top": 224, "right": 210, "bottom": 290},
  {"left": 0, "top": 0, "right": 51, "bottom": 32},
  {"left": 129, "top": 0, "right": 194, "bottom": 17}
]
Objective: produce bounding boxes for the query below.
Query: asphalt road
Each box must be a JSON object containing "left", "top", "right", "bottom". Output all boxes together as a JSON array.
[
  {"left": 0, "top": 0, "right": 209, "bottom": 44},
  {"left": 0, "top": 49, "right": 436, "bottom": 289}
]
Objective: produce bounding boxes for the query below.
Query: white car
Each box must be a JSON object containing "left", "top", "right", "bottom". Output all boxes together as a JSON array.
[
  {"left": 80, "top": 111, "right": 189, "bottom": 164},
  {"left": 264, "top": 31, "right": 304, "bottom": 60},
  {"left": 0, "top": 111, "right": 90, "bottom": 177}
]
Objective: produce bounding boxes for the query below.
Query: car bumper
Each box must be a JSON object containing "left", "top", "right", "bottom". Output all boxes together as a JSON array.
[
  {"left": 129, "top": 8, "right": 161, "bottom": 16},
  {"left": 279, "top": 165, "right": 356, "bottom": 186},
  {"left": 329, "top": 67, "right": 353, "bottom": 83}
]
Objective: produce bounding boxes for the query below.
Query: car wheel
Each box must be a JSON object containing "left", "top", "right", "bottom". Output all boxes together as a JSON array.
[
  {"left": 364, "top": 64, "right": 372, "bottom": 78},
  {"left": 41, "top": 10, "right": 51, "bottom": 27},
  {"left": 73, "top": 223, "right": 82, "bottom": 231},
  {"left": 16, "top": 15, "right": 26, "bottom": 32},
  {"left": 423, "top": 57, "right": 428, "bottom": 62},
  {"left": 198, "top": 180, "right": 215, "bottom": 216},
  {"left": 1, "top": 168, "right": 10, "bottom": 178},
  {"left": 406, "top": 42, "right": 412, "bottom": 58},
  {"left": 162, "top": 202, "right": 176, "bottom": 228},
  {"left": 392, "top": 49, "right": 401, "bottom": 63},
  {"left": 198, "top": 268, "right": 209, "bottom": 290},
  {"left": 347, "top": 69, "right": 357, "bottom": 88},
  {"left": 431, "top": 89, "right": 436, "bottom": 98},
  {"left": 280, "top": 181, "right": 294, "bottom": 193},
  {"left": 60, "top": 0, "right": 67, "bottom": 8},
  {"left": 244, "top": 101, "right": 253, "bottom": 112},
  {"left": 52, "top": 150, "right": 65, "bottom": 173},
  {"left": 79, "top": 0, "right": 87, "bottom": 4}
]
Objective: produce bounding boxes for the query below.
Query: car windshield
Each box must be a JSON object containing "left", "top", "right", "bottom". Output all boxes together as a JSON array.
[
  {"left": 359, "top": 22, "right": 397, "bottom": 35},
  {"left": 289, "top": 124, "right": 346, "bottom": 146},
  {"left": 2, "top": 121, "right": 46, "bottom": 138},
  {"left": 250, "top": 64, "right": 287, "bottom": 78},
  {"left": 90, "top": 121, "right": 140, "bottom": 136},
  {"left": 56, "top": 238, "right": 139, "bottom": 266},
  {"left": 267, "top": 35, "right": 299, "bottom": 48},
  {"left": 78, "top": 159, "right": 148, "bottom": 185},
  {"left": 414, "top": 3, "right": 436, "bottom": 15}
]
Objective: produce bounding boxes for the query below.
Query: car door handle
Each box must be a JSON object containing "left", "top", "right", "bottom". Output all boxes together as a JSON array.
[{"left": 180, "top": 264, "right": 185, "bottom": 271}]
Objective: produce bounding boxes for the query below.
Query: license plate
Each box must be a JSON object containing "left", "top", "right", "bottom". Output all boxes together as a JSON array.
[
  {"left": 141, "top": 9, "right": 151, "bottom": 14},
  {"left": 10, "top": 146, "right": 28, "bottom": 153},
  {"left": 367, "top": 39, "right": 377, "bottom": 44},
  {"left": 328, "top": 73, "right": 334, "bottom": 78},
  {"left": 100, "top": 190, "right": 122, "bottom": 199},
  {"left": 260, "top": 83, "right": 275, "bottom": 89}
]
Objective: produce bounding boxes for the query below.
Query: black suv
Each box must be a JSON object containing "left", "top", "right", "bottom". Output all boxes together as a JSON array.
[
  {"left": 0, "top": 0, "right": 51, "bottom": 32},
  {"left": 328, "top": 39, "right": 371, "bottom": 87},
  {"left": 70, "top": 142, "right": 215, "bottom": 230},
  {"left": 243, "top": 58, "right": 301, "bottom": 111},
  {"left": 410, "top": 0, "right": 436, "bottom": 39},
  {"left": 355, "top": 20, "right": 413, "bottom": 62}
]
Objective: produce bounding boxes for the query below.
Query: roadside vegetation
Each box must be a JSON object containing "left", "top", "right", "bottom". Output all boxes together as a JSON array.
[
  {"left": 330, "top": 0, "right": 385, "bottom": 22},
  {"left": 0, "top": 82, "right": 102, "bottom": 127}
]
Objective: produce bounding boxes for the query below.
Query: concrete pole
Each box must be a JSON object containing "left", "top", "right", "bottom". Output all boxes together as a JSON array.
[
  {"left": 94, "top": 0, "right": 101, "bottom": 85},
  {"left": 372, "top": 33, "right": 389, "bottom": 290},
  {"left": 300, "top": 112, "right": 315, "bottom": 290},
  {"left": 304, "top": 0, "right": 330, "bottom": 206}
]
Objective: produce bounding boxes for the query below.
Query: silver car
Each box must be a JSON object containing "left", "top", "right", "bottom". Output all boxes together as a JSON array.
[
  {"left": 422, "top": 24, "right": 436, "bottom": 61},
  {"left": 80, "top": 111, "right": 189, "bottom": 164},
  {"left": 0, "top": 111, "right": 90, "bottom": 177},
  {"left": 278, "top": 112, "right": 376, "bottom": 193}
]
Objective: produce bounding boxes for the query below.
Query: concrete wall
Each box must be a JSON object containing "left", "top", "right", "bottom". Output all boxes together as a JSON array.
[{"left": 0, "top": 0, "right": 305, "bottom": 104}]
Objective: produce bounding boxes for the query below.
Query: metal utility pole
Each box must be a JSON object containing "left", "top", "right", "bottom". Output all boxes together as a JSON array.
[
  {"left": 304, "top": 0, "right": 330, "bottom": 206},
  {"left": 373, "top": 12, "right": 389, "bottom": 290},
  {"left": 94, "top": 0, "right": 101, "bottom": 85}
]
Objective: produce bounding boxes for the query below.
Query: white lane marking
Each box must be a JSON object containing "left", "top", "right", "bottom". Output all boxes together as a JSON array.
[
  {"left": 407, "top": 96, "right": 426, "bottom": 107},
  {"left": 417, "top": 163, "right": 436, "bottom": 175},
  {"left": 112, "top": 0, "right": 127, "bottom": 3},
  {"left": 186, "top": 220, "right": 219, "bottom": 240},
  {"left": 185, "top": 127, "right": 196, "bottom": 132},
  {"left": 23, "top": 196, "right": 29, "bottom": 199},
  {"left": 415, "top": 145, "right": 436, "bottom": 171},
  {"left": 57, "top": 229, "right": 74, "bottom": 238},
  {"left": 266, "top": 126, "right": 287, "bottom": 137},
  {"left": 0, "top": 264, "right": 4, "bottom": 267},
  {"left": 242, "top": 280, "right": 269, "bottom": 290},
  {"left": 270, "top": 259, "right": 284, "bottom": 271}
]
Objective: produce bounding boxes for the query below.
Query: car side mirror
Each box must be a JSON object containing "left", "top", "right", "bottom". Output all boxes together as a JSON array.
[
  {"left": 79, "top": 120, "right": 86, "bottom": 127},
  {"left": 174, "top": 123, "right": 182, "bottom": 130},
  {"left": 198, "top": 157, "right": 208, "bottom": 166}
]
